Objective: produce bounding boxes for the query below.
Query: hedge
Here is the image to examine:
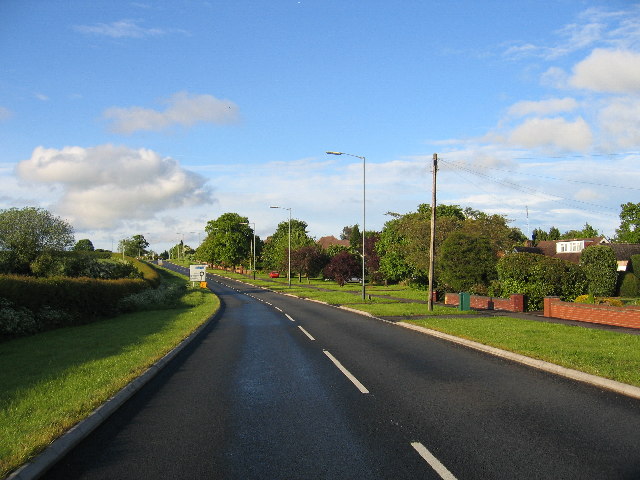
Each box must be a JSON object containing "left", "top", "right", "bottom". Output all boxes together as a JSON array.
[
  {"left": 495, "top": 253, "right": 587, "bottom": 311},
  {"left": 0, "top": 275, "right": 149, "bottom": 322}
]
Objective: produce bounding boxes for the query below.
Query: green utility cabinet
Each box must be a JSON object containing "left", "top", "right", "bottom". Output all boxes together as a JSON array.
[{"left": 459, "top": 292, "right": 471, "bottom": 311}]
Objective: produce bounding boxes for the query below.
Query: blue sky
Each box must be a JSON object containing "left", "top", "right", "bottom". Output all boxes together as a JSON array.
[{"left": 1, "top": 1, "right": 640, "bottom": 252}]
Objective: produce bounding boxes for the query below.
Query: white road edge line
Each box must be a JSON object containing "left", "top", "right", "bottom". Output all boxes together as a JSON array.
[
  {"left": 410, "top": 442, "right": 457, "bottom": 480},
  {"left": 323, "top": 350, "right": 369, "bottom": 394},
  {"left": 285, "top": 314, "right": 295, "bottom": 322},
  {"left": 297, "top": 326, "right": 315, "bottom": 341}
]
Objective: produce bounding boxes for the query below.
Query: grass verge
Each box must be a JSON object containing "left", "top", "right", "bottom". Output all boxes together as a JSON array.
[
  {"left": 406, "top": 316, "right": 640, "bottom": 387},
  {"left": 0, "top": 268, "right": 219, "bottom": 479}
]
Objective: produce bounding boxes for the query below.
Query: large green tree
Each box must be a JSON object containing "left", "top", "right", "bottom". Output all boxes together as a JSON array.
[
  {"left": 615, "top": 202, "right": 640, "bottom": 243},
  {"left": 0, "top": 207, "right": 74, "bottom": 275},
  {"left": 560, "top": 222, "right": 600, "bottom": 240},
  {"left": 376, "top": 203, "right": 524, "bottom": 287},
  {"left": 119, "top": 234, "right": 150, "bottom": 257},
  {"left": 261, "top": 219, "right": 315, "bottom": 272},
  {"left": 73, "top": 238, "right": 95, "bottom": 251},
  {"left": 197, "top": 213, "right": 254, "bottom": 267},
  {"left": 438, "top": 231, "right": 497, "bottom": 293}
]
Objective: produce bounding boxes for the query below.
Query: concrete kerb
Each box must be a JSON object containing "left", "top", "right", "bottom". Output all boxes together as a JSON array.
[
  {"left": 7, "top": 305, "right": 223, "bottom": 480},
  {"left": 397, "top": 322, "right": 640, "bottom": 401},
  {"left": 217, "top": 274, "right": 640, "bottom": 402}
]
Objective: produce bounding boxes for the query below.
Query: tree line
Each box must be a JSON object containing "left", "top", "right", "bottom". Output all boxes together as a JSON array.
[{"left": 1, "top": 203, "right": 639, "bottom": 304}]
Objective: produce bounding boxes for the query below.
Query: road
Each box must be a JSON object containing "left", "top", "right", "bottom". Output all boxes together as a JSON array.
[{"left": 43, "top": 264, "right": 640, "bottom": 479}]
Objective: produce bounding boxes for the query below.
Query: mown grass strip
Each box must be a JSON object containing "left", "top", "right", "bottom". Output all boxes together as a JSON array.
[
  {"left": 406, "top": 316, "right": 640, "bottom": 387},
  {"left": 0, "top": 268, "right": 219, "bottom": 479}
]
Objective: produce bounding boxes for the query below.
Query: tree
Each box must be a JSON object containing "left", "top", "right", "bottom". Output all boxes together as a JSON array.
[
  {"left": 73, "top": 239, "right": 95, "bottom": 251},
  {"left": 197, "top": 213, "right": 253, "bottom": 267},
  {"left": 376, "top": 216, "right": 414, "bottom": 283},
  {"left": 0, "top": 207, "right": 74, "bottom": 275},
  {"left": 560, "top": 223, "right": 600, "bottom": 240},
  {"left": 438, "top": 231, "right": 497, "bottom": 293},
  {"left": 364, "top": 233, "right": 381, "bottom": 282},
  {"left": 119, "top": 234, "right": 150, "bottom": 257},
  {"left": 340, "top": 225, "right": 353, "bottom": 241},
  {"left": 261, "top": 218, "right": 315, "bottom": 271},
  {"left": 615, "top": 202, "right": 640, "bottom": 243},
  {"left": 323, "top": 251, "right": 361, "bottom": 286},
  {"left": 290, "top": 245, "right": 329, "bottom": 281},
  {"left": 348, "top": 224, "right": 362, "bottom": 253},
  {"left": 580, "top": 245, "right": 618, "bottom": 297}
]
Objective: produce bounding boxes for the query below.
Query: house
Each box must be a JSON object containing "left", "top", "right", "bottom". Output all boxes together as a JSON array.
[
  {"left": 515, "top": 237, "right": 640, "bottom": 271},
  {"left": 317, "top": 235, "right": 349, "bottom": 250},
  {"left": 609, "top": 243, "right": 640, "bottom": 271}
]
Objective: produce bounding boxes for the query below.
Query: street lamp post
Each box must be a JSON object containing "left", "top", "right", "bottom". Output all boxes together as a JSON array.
[
  {"left": 327, "top": 151, "right": 366, "bottom": 300},
  {"left": 270, "top": 206, "right": 291, "bottom": 287}
]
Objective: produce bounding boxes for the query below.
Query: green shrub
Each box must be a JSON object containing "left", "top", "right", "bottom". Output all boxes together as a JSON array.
[
  {"left": 601, "top": 297, "right": 625, "bottom": 307},
  {"left": 619, "top": 272, "right": 640, "bottom": 297},
  {"left": 119, "top": 282, "right": 186, "bottom": 312},
  {"left": 0, "top": 298, "right": 38, "bottom": 336},
  {"left": 0, "top": 298, "right": 74, "bottom": 338},
  {"left": 629, "top": 254, "right": 640, "bottom": 274},
  {"left": 574, "top": 294, "right": 593, "bottom": 304},
  {"left": 496, "top": 253, "right": 587, "bottom": 311},
  {"left": 580, "top": 245, "right": 618, "bottom": 297}
]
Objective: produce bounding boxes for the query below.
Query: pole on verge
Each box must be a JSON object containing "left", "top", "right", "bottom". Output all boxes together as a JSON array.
[{"left": 427, "top": 153, "right": 438, "bottom": 311}]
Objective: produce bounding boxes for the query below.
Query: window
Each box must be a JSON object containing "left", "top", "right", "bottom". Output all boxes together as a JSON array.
[{"left": 556, "top": 241, "right": 584, "bottom": 253}]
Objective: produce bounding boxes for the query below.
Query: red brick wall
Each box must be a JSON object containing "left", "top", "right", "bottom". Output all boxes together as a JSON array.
[
  {"left": 544, "top": 297, "right": 640, "bottom": 329},
  {"left": 445, "top": 293, "right": 525, "bottom": 312}
]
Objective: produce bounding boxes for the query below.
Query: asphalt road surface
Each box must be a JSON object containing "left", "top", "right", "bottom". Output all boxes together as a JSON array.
[{"left": 43, "top": 264, "right": 640, "bottom": 479}]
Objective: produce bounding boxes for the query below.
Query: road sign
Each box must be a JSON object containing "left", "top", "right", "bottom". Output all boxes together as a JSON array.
[{"left": 190, "top": 264, "right": 207, "bottom": 282}]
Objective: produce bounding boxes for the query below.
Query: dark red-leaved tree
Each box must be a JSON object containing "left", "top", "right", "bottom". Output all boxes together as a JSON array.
[
  {"left": 323, "top": 250, "right": 361, "bottom": 286},
  {"left": 290, "top": 245, "right": 329, "bottom": 281}
]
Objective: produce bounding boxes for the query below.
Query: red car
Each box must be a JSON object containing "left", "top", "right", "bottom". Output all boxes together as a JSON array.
[{"left": 269, "top": 271, "right": 280, "bottom": 278}]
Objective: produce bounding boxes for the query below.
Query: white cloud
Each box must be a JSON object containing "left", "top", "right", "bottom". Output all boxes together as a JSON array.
[
  {"left": 507, "top": 117, "right": 592, "bottom": 151},
  {"left": 574, "top": 188, "right": 604, "bottom": 202},
  {"left": 104, "top": 92, "right": 240, "bottom": 134},
  {"left": 74, "top": 19, "right": 167, "bottom": 38},
  {"left": 598, "top": 97, "right": 640, "bottom": 148},
  {"left": 540, "top": 67, "right": 569, "bottom": 89},
  {"left": 0, "top": 106, "right": 12, "bottom": 122},
  {"left": 570, "top": 48, "right": 640, "bottom": 93},
  {"left": 15, "top": 145, "right": 214, "bottom": 229},
  {"left": 507, "top": 97, "right": 578, "bottom": 117}
]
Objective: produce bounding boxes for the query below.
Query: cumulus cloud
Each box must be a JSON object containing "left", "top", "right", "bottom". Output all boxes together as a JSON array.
[
  {"left": 15, "top": 145, "right": 213, "bottom": 229},
  {"left": 508, "top": 117, "right": 593, "bottom": 151},
  {"left": 540, "top": 67, "right": 569, "bottom": 89},
  {"left": 570, "top": 48, "right": 640, "bottom": 93},
  {"left": 507, "top": 97, "right": 578, "bottom": 117},
  {"left": 598, "top": 97, "right": 640, "bottom": 148},
  {"left": 104, "top": 92, "right": 240, "bottom": 134}
]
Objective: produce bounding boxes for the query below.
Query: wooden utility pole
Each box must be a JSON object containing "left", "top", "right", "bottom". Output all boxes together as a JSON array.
[{"left": 427, "top": 153, "right": 438, "bottom": 311}]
